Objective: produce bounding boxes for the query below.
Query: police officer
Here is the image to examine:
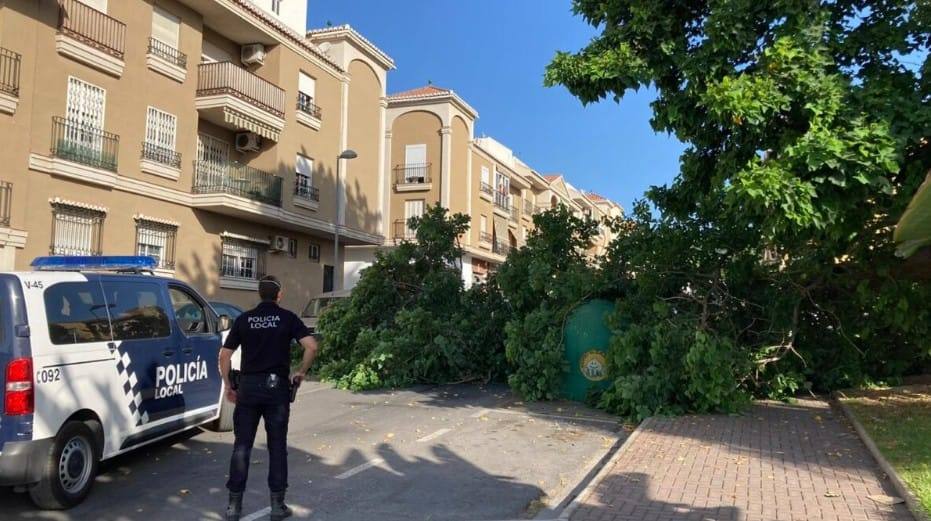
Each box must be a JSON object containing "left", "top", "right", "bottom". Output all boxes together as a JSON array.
[{"left": 218, "top": 275, "right": 318, "bottom": 521}]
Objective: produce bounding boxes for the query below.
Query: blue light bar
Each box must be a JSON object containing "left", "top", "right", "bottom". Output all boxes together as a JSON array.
[{"left": 31, "top": 256, "right": 158, "bottom": 272}]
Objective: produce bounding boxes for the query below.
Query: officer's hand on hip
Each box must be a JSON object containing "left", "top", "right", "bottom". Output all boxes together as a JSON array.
[
  {"left": 290, "top": 372, "right": 304, "bottom": 389},
  {"left": 226, "top": 388, "right": 237, "bottom": 403}
]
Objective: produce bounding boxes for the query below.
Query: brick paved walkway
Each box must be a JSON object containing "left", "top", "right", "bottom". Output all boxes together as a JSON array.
[{"left": 570, "top": 399, "right": 914, "bottom": 521}]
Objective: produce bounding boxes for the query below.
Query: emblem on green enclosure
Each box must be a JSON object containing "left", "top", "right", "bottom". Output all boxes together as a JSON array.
[{"left": 579, "top": 351, "right": 607, "bottom": 382}]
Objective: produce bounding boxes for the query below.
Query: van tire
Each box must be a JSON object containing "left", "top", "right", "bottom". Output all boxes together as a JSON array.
[
  {"left": 207, "top": 393, "right": 235, "bottom": 432},
  {"left": 29, "top": 421, "right": 100, "bottom": 510}
]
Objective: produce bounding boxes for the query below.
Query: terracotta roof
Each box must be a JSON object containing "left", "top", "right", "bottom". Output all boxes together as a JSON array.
[
  {"left": 388, "top": 85, "right": 452, "bottom": 99},
  {"left": 542, "top": 174, "right": 561, "bottom": 182},
  {"left": 586, "top": 192, "right": 607, "bottom": 202}
]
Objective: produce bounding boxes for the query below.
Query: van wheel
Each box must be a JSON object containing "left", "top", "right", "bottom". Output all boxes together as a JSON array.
[
  {"left": 207, "top": 393, "right": 235, "bottom": 432},
  {"left": 29, "top": 421, "right": 100, "bottom": 510}
]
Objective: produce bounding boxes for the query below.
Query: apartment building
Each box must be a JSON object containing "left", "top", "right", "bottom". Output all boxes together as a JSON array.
[
  {"left": 342, "top": 84, "right": 623, "bottom": 288},
  {"left": 0, "top": 0, "right": 393, "bottom": 310}
]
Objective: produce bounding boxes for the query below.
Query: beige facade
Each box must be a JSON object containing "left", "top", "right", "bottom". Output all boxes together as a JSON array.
[
  {"left": 377, "top": 86, "right": 623, "bottom": 286},
  {"left": 0, "top": 0, "right": 393, "bottom": 310},
  {"left": 0, "top": 1, "right": 622, "bottom": 300}
]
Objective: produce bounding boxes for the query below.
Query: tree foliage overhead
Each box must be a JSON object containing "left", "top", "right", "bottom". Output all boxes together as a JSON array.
[{"left": 546, "top": 0, "right": 931, "bottom": 417}]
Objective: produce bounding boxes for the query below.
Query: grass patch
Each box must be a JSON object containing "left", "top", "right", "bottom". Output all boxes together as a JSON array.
[{"left": 841, "top": 384, "right": 931, "bottom": 515}]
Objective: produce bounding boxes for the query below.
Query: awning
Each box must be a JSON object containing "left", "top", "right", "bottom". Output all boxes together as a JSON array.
[
  {"left": 223, "top": 109, "right": 280, "bottom": 141},
  {"left": 895, "top": 172, "right": 931, "bottom": 257}
]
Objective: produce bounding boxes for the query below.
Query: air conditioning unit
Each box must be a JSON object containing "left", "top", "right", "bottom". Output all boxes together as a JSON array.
[
  {"left": 241, "top": 43, "right": 266, "bottom": 66},
  {"left": 235, "top": 132, "right": 262, "bottom": 152},
  {"left": 270, "top": 235, "right": 289, "bottom": 253}
]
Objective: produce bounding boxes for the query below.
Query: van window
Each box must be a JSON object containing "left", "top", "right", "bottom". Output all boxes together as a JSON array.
[
  {"left": 169, "top": 287, "right": 210, "bottom": 334},
  {"left": 44, "top": 282, "right": 112, "bottom": 345},
  {"left": 102, "top": 281, "right": 171, "bottom": 340}
]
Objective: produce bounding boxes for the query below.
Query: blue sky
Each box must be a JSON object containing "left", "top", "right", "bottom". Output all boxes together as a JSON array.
[{"left": 307, "top": 1, "right": 686, "bottom": 211}]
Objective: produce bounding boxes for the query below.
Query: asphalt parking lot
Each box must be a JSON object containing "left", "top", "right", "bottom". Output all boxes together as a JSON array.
[{"left": 0, "top": 382, "right": 624, "bottom": 521}]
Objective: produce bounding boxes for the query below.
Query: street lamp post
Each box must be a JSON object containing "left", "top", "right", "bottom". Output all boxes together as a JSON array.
[{"left": 334, "top": 149, "right": 357, "bottom": 290}]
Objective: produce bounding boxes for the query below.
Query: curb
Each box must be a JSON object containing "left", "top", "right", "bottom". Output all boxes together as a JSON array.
[
  {"left": 834, "top": 392, "right": 929, "bottom": 521},
  {"left": 552, "top": 416, "right": 654, "bottom": 520}
]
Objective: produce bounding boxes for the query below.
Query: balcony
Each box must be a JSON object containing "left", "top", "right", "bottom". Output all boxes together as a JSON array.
[
  {"left": 393, "top": 219, "right": 416, "bottom": 242},
  {"left": 394, "top": 164, "right": 432, "bottom": 192},
  {"left": 293, "top": 180, "right": 320, "bottom": 211},
  {"left": 296, "top": 92, "right": 323, "bottom": 130},
  {"left": 480, "top": 181, "right": 493, "bottom": 201},
  {"left": 51, "top": 116, "right": 119, "bottom": 172},
  {"left": 193, "top": 160, "right": 282, "bottom": 205},
  {"left": 493, "top": 192, "right": 509, "bottom": 217},
  {"left": 0, "top": 47, "right": 21, "bottom": 114},
  {"left": 0, "top": 181, "right": 10, "bottom": 227},
  {"left": 196, "top": 62, "right": 285, "bottom": 141},
  {"left": 56, "top": 0, "right": 126, "bottom": 77},
  {"left": 523, "top": 200, "right": 534, "bottom": 219},
  {"left": 140, "top": 141, "right": 182, "bottom": 180},
  {"left": 147, "top": 37, "right": 187, "bottom": 83},
  {"left": 479, "top": 231, "right": 492, "bottom": 247},
  {"left": 493, "top": 241, "right": 511, "bottom": 256}
]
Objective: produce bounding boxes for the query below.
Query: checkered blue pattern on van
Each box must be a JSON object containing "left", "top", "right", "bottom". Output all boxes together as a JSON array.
[{"left": 112, "top": 347, "right": 149, "bottom": 426}]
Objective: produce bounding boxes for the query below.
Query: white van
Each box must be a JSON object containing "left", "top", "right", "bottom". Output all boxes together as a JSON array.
[{"left": 0, "top": 256, "right": 236, "bottom": 509}]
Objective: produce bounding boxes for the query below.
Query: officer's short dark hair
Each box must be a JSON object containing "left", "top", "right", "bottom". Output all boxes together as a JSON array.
[{"left": 258, "top": 275, "right": 281, "bottom": 301}]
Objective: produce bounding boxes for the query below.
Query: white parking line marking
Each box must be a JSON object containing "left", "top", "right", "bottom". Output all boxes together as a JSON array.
[
  {"left": 241, "top": 504, "right": 312, "bottom": 520},
  {"left": 240, "top": 507, "right": 270, "bottom": 521},
  {"left": 335, "top": 458, "right": 385, "bottom": 479},
  {"left": 417, "top": 428, "right": 452, "bottom": 442}
]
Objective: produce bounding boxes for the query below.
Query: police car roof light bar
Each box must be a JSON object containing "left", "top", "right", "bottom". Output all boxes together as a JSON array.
[{"left": 31, "top": 256, "right": 158, "bottom": 272}]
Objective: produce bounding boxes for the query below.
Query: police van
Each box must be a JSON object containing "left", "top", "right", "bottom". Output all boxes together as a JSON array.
[{"left": 0, "top": 256, "right": 237, "bottom": 509}]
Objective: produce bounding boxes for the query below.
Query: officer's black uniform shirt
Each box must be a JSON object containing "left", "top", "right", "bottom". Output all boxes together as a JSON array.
[{"left": 223, "top": 301, "right": 311, "bottom": 377}]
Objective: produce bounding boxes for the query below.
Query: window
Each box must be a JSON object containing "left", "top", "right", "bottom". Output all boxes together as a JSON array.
[
  {"left": 135, "top": 218, "right": 177, "bottom": 270},
  {"left": 296, "top": 154, "right": 314, "bottom": 198},
  {"left": 298, "top": 71, "right": 315, "bottom": 99},
  {"left": 151, "top": 5, "right": 180, "bottom": 49},
  {"left": 197, "top": 133, "right": 230, "bottom": 184},
  {"left": 65, "top": 77, "right": 106, "bottom": 158},
  {"left": 44, "top": 282, "right": 111, "bottom": 345},
  {"left": 404, "top": 199, "right": 425, "bottom": 237},
  {"left": 200, "top": 39, "right": 231, "bottom": 63},
  {"left": 169, "top": 287, "right": 209, "bottom": 334},
  {"left": 480, "top": 215, "right": 487, "bottom": 234},
  {"left": 51, "top": 202, "right": 105, "bottom": 256},
  {"left": 494, "top": 169, "right": 509, "bottom": 194},
  {"left": 308, "top": 242, "right": 320, "bottom": 262},
  {"left": 102, "top": 281, "right": 171, "bottom": 340},
  {"left": 144, "top": 107, "right": 178, "bottom": 167},
  {"left": 404, "top": 144, "right": 427, "bottom": 181},
  {"left": 221, "top": 237, "right": 265, "bottom": 280},
  {"left": 323, "top": 265, "right": 334, "bottom": 293},
  {"left": 287, "top": 238, "right": 298, "bottom": 258},
  {"left": 481, "top": 166, "right": 490, "bottom": 185}
]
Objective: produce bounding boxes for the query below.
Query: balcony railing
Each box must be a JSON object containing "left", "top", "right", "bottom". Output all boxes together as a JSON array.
[
  {"left": 0, "top": 47, "right": 21, "bottom": 97},
  {"left": 480, "top": 182, "right": 493, "bottom": 196},
  {"left": 58, "top": 0, "right": 126, "bottom": 59},
  {"left": 479, "top": 231, "right": 493, "bottom": 244},
  {"left": 297, "top": 92, "right": 322, "bottom": 119},
  {"left": 51, "top": 116, "right": 119, "bottom": 172},
  {"left": 493, "top": 241, "right": 511, "bottom": 256},
  {"left": 294, "top": 181, "right": 320, "bottom": 202},
  {"left": 141, "top": 141, "right": 181, "bottom": 169},
  {"left": 193, "top": 160, "right": 282, "bottom": 206},
  {"left": 197, "top": 62, "right": 285, "bottom": 117},
  {"left": 523, "top": 200, "right": 534, "bottom": 216},
  {"left": 393, "top": 219, "right": 415, "bottom": 241},
  {"left": 394, "top": 164, "right": 431, "bottom": 186},
  {"left": 148, "top": 37, "right": 187, "bottom": 68},
  {"left": 0, "top": 181, "right": 11, "bottom": 227},
  {"left": 493, "top": 192, "right": 509, "bottom": 211}
]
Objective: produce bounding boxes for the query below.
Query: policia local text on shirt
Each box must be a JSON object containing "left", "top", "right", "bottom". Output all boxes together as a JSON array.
[{"left": 218, "top": 275, "right": 318, "bottom": 521}]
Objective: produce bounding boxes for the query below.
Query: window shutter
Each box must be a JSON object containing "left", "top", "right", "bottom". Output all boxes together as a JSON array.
[
  {"left": 296, "top": 154, "right": 313, "bottom": 180},
  {"left": 481, "top": 167, "right": 490, "bottom": 185},
  {"left": 151, "top": 6, "right": 180, "bottom": 49},
  {"left": 298, "top": 72, "right": 315, "bottom": 98}
]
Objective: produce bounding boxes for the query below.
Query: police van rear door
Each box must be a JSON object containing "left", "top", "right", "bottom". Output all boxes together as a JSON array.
[
  {"left": 0, "top": 274, "right": 30, "bottom": 453},
  {"left": 99, "top": 276, "right": 185, "bottom": 450},
  {"left": 166, "top": 284, "right": 221, "bottom": 423}
]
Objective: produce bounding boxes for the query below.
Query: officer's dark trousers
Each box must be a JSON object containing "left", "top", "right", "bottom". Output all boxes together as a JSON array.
[{"left": 226, "top": 375, "right": 290, "bottom": 493}]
